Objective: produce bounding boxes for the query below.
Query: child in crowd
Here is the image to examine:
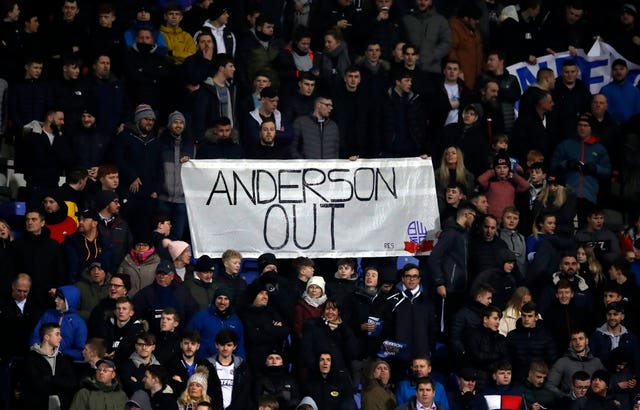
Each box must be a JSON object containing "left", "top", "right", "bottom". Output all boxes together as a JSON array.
[
  {"left": 477, "top": 151, "right": 530, "bottom": 223},
  {"left": 488, "top": 134, "right": 524, "bottom": 174},
  {"left": 499, "top": 206, "right": 527, "bottom": 276},
  {"left": 326, "top": 258, "right": 359, "bottom": 305}
]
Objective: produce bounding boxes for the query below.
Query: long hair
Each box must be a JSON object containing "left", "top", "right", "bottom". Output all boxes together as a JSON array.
[
  {"left": 436, "top": 146, "right": 468, "bottom": 186},
  {"left": 504, "top": 286, "right": 531, "bottom": 312},
  {"left": 531, "top": 212, "right": 555, "bottom": 239},
  {"left": 537, "top": 184, "right": 567, "bottom": 208},
  {"left": 579, "top": 245, "right": 605, "bottom": 285}
]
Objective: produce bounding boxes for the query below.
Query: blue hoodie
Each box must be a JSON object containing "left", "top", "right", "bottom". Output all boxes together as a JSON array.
[{"left": 30, "top": 285, "right": 88, "bottom": 360}]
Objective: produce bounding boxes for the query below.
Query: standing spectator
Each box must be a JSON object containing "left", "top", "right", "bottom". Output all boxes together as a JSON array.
[
  {"left": 96, "top": 189, "right": 133, "bottom": 269},
  {"left": 87, "top": 53, "right": 128, "bottom": 136},
  {"left": 516, "top": 360, "right": 559, "bottom": 409},
  {"left": 184, "top": 255, "right": 219, "bottom": 311},
  {"left": 599, "top": 59, "right": 640, "bottom": 124},
  {"left": 476, "top": 51, "right": 521, "bottom": 133},
  {"left": 97, "top": 296, "right": 147, "bottom": 365},
  {"left": 195, "top": 3, "right": 236, "bottom": 56},
  {"left": 303, "top": 352, "right": 356, "bottom": 410},
  {"left": 402, "top": 0, "right": 451, "bottom": 76},
  {"left": 437, "top": 104, "right": 488, "bottom": 177},
  {"left": 133, "top": 260, "right": 197, "bottom": 333},
  {"left": 42, "top": 192, "right": 78, "bottom": 244},
  {"left": 315, "top": 28, "right": 351, "bottom": 96},
  {"left": 87, "top": 273, "right": 131, "bottom": 337},
  {"left": 160, "top": 3, "right": 196, "bottom": 66},
  {"left": 574, "top": 208, "right": 621, "bottom": 266},
  {"left": 120, "top": 332, "right": 161, "bottom": 396},
  {"left": 589, "top": 301, "right": 640, "bottom": 368},
  {"left": 9, "top": 55, "right": 53, "bottom": 131},
  {"left": 22, "top": 323, "right": 78, "bottom": 409},
  {"left": 63, "top": 208, "right": 114, "bottom": 282},
  {"left": 450, "top": 283, "right": 494, "bottom": 363},
  {"left": 468, "top": 214, "right": 510, "bottom": 277},
  {"left": 511, "top": 89, "right": 557, "bottom": 162},
  {"left": 291, "top": 96, "right": 340, "bottom": 159},
  {"left": 464, "top": 305, "right": 509, "bottom": 387},
  {"left": 380, "top": 69, "right": 428, "bottom": 158},
  {"left": 115, "top": 104, "right": 162, "bottom": 238},
  {"left": 75, "top": 262, "right": 110, "bottom": 321},
  {"left": 158, "top": 111, "right": 194, "bottom": 241},
  {"left": 0, "top": 274, "right": 42, "bottom": 360},
  {"left": 206, "top": 328, "right": 251, "bottom": 410},
  {"left": 118, "top": 236, "right": 162, "bottom": 296},
  {"left": 448, "top": 3, "right": 483, "bottom": 89},
  {"left": 498, "top": 0, "right": 544, "bottom": 65},
  {"left": 141, "top": 365, "right": 178, "bottom": 409},
  {"left": 213, "top": 249, "right": 248, "bottom": 311},
  {"left": 551, "top": 59, "right": 593, "bottom": 139},
  {"left": 471, "top": 249, "right": 524, "bottom": 310}
]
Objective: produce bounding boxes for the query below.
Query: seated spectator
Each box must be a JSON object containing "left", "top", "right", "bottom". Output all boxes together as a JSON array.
[
  {"left": 303, "top": 352, "right": 356, "bottom": 410},
  {"left": 95, "top": 189, "right": 133, "bottom": 269},
  {"left": 499, "top": 287, "right": 532, "bottom": 336},
  {"left": 464, "top": 305, "right": 508, "bottom": 388},
  {"left": 589, "top": 301, "right": 640, "bottom": 369},
  {"left": 133, "top": 260, "right": 196, "bottom": 334},
  {"left": 326, "top": 258, "right": 359, "bottom": 305},
  {"left": 30, "top": 285, "right": 87, "bottom": 361},
  {"left": 396, "top": 377, "right": 442, "bottom": 410},
  {"left": 446, "top": 368, "right": 480, "bottom": 410},
  {"left": 213, "top": 248, "right": 248, "bottom": 311},
  {"left": 75, "top": 261, "right": 110, "bottom": 321},
  {"left": 546, "top": 329, "right": 605, "bottom": 395},
  {"left": 22, "top": 323, "right": 77, "bottom": 409},
  {"left": 450, "top": 283, "right": 494, "bottom": 361},
  {"left": 69, "top": 358, "right": 128, "bottom": 409},
  {"left": 395, "top": 355, "right": 449, "bottom": 409},
  {"left": 186, "top": 287, "right": 245, "bottom": 360},
  {"left": 87, "top": 273, "right": 131, "bottom": 337},
  {"left": 252, "top": 350, "right": 300, "bottom": 410},
  {"left": 118, "top": 235, "right": 162, "bottom": 296},
  {"left": 478, "top": 360, "right": 524, "bottom": 410},
  {"left": 516, "top": 360, "right": 558, "bottom": 409},
  {"left": 177, "top": 365, "right": 212, "bottom": 409},
  {"left": 184, "top": 255, "right": 219, "bottom": 312},
  {"left": 42, "top": 191, "right": 77, "bottom": 244},
  {"left": 165, "top": 330, "right": 211, "bottom": 396}
]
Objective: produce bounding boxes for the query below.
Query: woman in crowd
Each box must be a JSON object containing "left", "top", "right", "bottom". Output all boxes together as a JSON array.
[
  {"left": 577, "top": 244, "right": 605, "bottom": 304},
  {"left": 177, "top": 366, "right": 211, "bottom": 409},
  {"left": 499, "top": 286, "right": 532, "bottom": 336},
  {"left": 117, "top": 235, "right": 161, "bottom": 296},
  {"left": 434, "top": 145, "right": 476, "bottom": 211},
  {"left": 526, "top": 212, "right": 557, "bottom": 262},
  {"left": 533, "top": 178, "right": 577, "bottom": 233}
]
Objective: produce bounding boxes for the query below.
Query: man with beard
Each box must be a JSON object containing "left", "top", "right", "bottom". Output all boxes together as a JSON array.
[
  {"left": 246, "top": 119, "right": 291, "bottom": 159},
  {"left": 115, "top": 104, "right": 162, "bottom": 238},
  {"left": 589, "top": 302, "right": 640, "bottom": 368},
  {"left": 600, "top": 59, "right": 640, "bottom": 124},
  {"left": 539, "top": 254, "right": 592, "bottom": 314},
  {"left": 22, "top": 109, "right": 71, "bottom": 207},
  {"left": 477, "top": 79, "right": 504, "bottom": 139},
  {"left": 166, "top": 330, "right": 214, "bottom": 396}
]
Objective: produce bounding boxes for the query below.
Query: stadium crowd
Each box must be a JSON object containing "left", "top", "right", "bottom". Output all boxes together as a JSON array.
[{"left": 2, "top": 0, "right": 640, "bottom": 408}]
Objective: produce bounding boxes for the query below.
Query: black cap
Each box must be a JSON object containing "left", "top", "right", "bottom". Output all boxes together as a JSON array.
[
  {"left": 77, "top": 209, "right": 100, "bottom": 221},
  {"left": 257, "top": 252, "right": 277, "bottom": 273},
  {"left": 606, "top": 301, "right": 625, "bottom": 313},
  {"left": 612, "top": 58, "right": 628, "bottom": 68},
  {"left": 156, "top": 260, "right": 175, "bottom": 274},
  {"left": 195, "top": 255, "right": 216, "bottom": 272},
  {"left": 459, "top": 368, "right": 479, "bottom": 380},
  {"left": 592, "top": 369, "right": 610, "bottom": 386},
  {"left": 260, "top": 87, "right": 278, "bottom": 99}
]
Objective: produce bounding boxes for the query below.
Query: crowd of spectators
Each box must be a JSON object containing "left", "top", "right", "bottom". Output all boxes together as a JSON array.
[{"left": 2, "top": 0, "right": 640, "bottom": 409}]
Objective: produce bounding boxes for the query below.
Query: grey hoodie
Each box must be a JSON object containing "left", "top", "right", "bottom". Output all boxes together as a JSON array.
[
  {"left": 30, "top": 343, "right": 59, "bottom": 375},
  {"left": 296, "top": 396, "right": 319, "bottom": 410}
]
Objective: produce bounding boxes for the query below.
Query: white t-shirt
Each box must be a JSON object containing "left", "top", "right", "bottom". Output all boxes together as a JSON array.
[
  {"left": 444, "top": 83, "right": 460, "bottom": 125},
  {"left": 215, "top": 360, "right": 234, "bottom": 408}
]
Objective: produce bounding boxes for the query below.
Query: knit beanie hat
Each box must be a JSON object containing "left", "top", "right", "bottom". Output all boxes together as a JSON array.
[
  {"left": 94, "top": 189, "right": 118, "bottom": 211},
  {"left": 187, "top": 366, "right": 209, "bottom": 392},
  {"left": 214, "top": 287, "right": 233, "bottom": 300},
  {"left": 592, "top": 369, "right": 610, "bottom": 386},
  {"left": 167, "top": 111, "right": 186, "bottom": 127},
  {"left": 493, "top": 150, "right": 511, "bottom": 169},
  {"left": 134, "top": 104, "right": 156, "bottom": 123},
  {"left": 168, "top": 240, "right": 190, "bottom": 260},
  {"left": 257, "top": 252, "right": 277, "bottom": 273},
  {"left": 306, "top": 276, "right": 325, "bottom": 293},
  {"left": 208, "top": 3, "right": 227, "bottom": 20}
]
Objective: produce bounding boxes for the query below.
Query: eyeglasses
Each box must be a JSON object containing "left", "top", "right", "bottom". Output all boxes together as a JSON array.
[
  {"left": 319, "top": 102, "right": 333, "bottom": 108},
  {"left": 109, "top": 283, "right": 125, "bottom": 288},
  {"left": 403, "top": 274, "right": 420, "bottom": 279},
  {"left": 96, "top": 367, "right": 114, "bottom": 373},
  {"left": 135, "top": 342, "right": 153, "bottom": 348},
  {"left": 574, "top": 385, "right": 590, "bottom": 390}
]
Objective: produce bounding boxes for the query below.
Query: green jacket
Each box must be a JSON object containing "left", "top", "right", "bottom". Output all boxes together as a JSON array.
[{"left": 70, "top": 377, "right": 128, "bottom": 410}]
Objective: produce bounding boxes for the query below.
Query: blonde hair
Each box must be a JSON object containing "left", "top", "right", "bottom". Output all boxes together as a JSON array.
[
  {"left": 536, "top": 184, "right": 567, "bottom": 209},
  {"left": 177, "top": 368, "right": 211, "bottom": 408},
  {"left": 222, "top": 249, "right": 242, "bottom": 262},
  {"left": 436, "top": 146, "right": 469, "bottom": 187},
  {"left": 505, "top": 286, "right": 531, "bottom": 312},
  {"left": 579, "top": 245, "right": 605, "bottom": 285},
  {"left": 531, "top": 212, "right": 556, "bottom": 240},
  {"left": 0, "top": 219, "right": 14, "bottom": 241}
]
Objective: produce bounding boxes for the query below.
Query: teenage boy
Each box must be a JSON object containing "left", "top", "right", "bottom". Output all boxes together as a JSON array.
[
  {"left": 326, "top": 258, "right": 359, "bottom": 304},
  {"left": 214, "top": 249, "right": 248, "bottom": 311},
  {"left": 207, "top": 329, "right": 251, "bottom": 410},
  {"left": 480, "top": 361, "right": 524, "bottom": 410}
]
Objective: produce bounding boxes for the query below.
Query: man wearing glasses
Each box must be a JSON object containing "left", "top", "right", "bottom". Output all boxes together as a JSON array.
[
  {"left": 69, "top": 358, "right": 128, "bottom": 408},
  {"left": 291, "top": 96, "right": 340, "bottom": 159},
  {"left": 382, "top": 262, "right": 438, "bottom": 372},
  {"left": 120, "top": 331, "right": 161, "bottom": 396}
]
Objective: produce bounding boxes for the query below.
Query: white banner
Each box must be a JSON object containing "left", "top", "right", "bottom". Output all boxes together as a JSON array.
[
  {"left": 182, "top": 158, "right": 440, "bottom": 259},
  {"left": 507, "top": 40, "right": 640, "bottom": 95}
]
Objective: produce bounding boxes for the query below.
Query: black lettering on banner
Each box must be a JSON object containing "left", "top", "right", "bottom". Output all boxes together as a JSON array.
[
  {"left": 293, "top": 204, "right": 317, "bottom": 249},
  {"left": 302, "top": 168, "right": 328, "bottom": 202},
  {"left": 232, "top": 170, "right": 256, "bottom": 205},
  {"left": 376, "top": 167, "right": 397, "bottom": 199},
  {"left": 278, "top": 169, "right": 303, "bottom": 203},
  {"left": 263, "top": 204, "right": 289, "bottom": 249},
  {"left": 327, "top": 169, "right": 353, "bottom": 202},
  {"left": 257, "top": 169, "right": 277, "bottom": 204},
  {"left": 320, "top": 203, "right": 344, "bottom": 250},
  {"left": 354, "top": 167, "right": 375, "bottom": 200},
  {"left": 206, "top": 171, "right": 231, "bottom": 205}
]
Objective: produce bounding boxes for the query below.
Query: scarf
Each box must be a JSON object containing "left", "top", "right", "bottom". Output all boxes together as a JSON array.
[
  {"left": 302, "top": 291, "right": 327, "bottom": 308},
  {"left": 323, "top": 315, "right": 342, "bottom": 331},
  {"left": 130, "top": 247, "right": 156, "bottom": 265}
]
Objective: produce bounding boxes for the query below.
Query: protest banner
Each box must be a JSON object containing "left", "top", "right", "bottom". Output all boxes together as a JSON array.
[
  {"left": 507, "top": 40, "right": 640, "bottom": 94},
  {"left": 182, "top": 158, "right": 440, "bottom": 258}
]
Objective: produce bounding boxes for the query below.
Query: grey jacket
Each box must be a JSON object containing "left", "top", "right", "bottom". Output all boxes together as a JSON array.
[
  {"left": 291, "top": 114, "right": 340, "bottom": 159},
  {"left": 545, "top": 346, "right": 605, "bottom": 395},
  {"left": 402, "top": 7, "right": 452, "bottom": 74}
]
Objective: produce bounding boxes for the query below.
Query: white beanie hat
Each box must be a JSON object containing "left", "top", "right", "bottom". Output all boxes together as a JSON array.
[{"left": 306, "top": 276, "right": 326, "bottom": 293}]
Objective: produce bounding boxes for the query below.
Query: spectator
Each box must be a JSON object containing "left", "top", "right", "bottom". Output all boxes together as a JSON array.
[
  {"left": 303, "top": 352, "right": 356, "bottom": 410},
  {"left": 396, "top": 377, "right": 441, "bottom": 410},
  {"left": 291, "top": 96, "right": 340, "bottom": 159},
  {"left": 69, "top": 358, "right": 128, "bottom": 409},
  {"left": 464, "top": 305, "right": 509, "bottom": 387},
  {"left": 96, "top": 189, "right": 133, "bottom": 269},
  {"left": 498, "top": 287, "right": 532, "bottom": 336},
  {"left": 361, "top": 359, "right": 396, "bottom": 410},
  {"left": 516, "top": 360, "right": 559, "bottom": 409},
  {"left": 165, "top": 330, "right": 213, "bottom": 396},
  {"left": 176, "top": 365, "right": 212, "bottom": 408},
  {"left": 207, "top": 328, "right": 251, "bottom": 410},
  {"left": 117, "top": 235, "right": 162, "bottom": 296},
  {"left": 63, "top": 208, "right": 114, "bottom": 282},
  {"left": 395, "top": 355, "right": 450, "bottom": 409},
  {"left": 120, "top": 331, "right": 162, "bottom": 396},
  {"left": 448, "top": 3, "right": 483, "bottom": 89},
  {"left": 184, "top": 255, "right": 219, "bottom": 311},
  {"left": 599, "top": 58, "right": 640, "bottom": 124},
  {"left": 0, "top": 273, "right": 42, "bottom": 360},
  {"left": 75, "top": 261, "right": 110, "bottom": 321},
  {"left": 402, "top": 0, "right": 451, "bottom": 75}
]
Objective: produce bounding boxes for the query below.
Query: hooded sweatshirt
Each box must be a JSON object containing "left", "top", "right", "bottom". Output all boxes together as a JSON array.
[{"left": 30, "top": 285, "right": 88, "bottom": 360}]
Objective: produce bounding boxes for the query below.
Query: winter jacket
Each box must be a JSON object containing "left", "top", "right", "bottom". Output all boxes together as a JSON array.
[
  {"left": 477, "top": 170, "right": 530, "bottom": 223},
  {"left": 213, "top": 272, "right": 249, "bottom": 311},
  {"left": 30, "top": 285, "right": 88, "bottom": 360},
  {"left": 551, "top": 135, "right": 612, "bottom": 204},
  {"left": 469, "top": 235, "right": 509, "bottom": 278},
  {"left": 186, "top": 306, "right": 245, "bottom": 359},
  {"left": 471, "top": 248, "right": 525, "bottom": 310},
  {"left": 118, "top": 252, "right": 161, "bottom": 296},
  {"left": 207, "top": 355, "right": 251, "bottom": 410},
  {"left": 123, "top": 45, "right": 170, "bottom": 106},
  {"left": 600, "top": 79, "right": 640, "bottom": 124},
  {"left": 451, "top": 300, "right": 485, "bottom": 357},
  {"left": 436, "top": 122, "right": 489, "bottom": 177},
  {"left": 158, "top": 129, "right": 195, "bottom": 204},
  {"left": 362, "top": 378, "right": 397, "bottom": 410},
  {"left": 506, "top": 320, "right": 558, "bottom": 381},
  {"left": 98, "top": 216, "right": 133, "bottom": 269},
  {"left": 293, "top": 299, "right": 325, "bottom": 340},
  {"left": 516, "top": 379, "right": 558, "bottom": 410},
  {"left": 300, "top": 316, "right": 358, "bottom": 373},
  {"left": 380, "top": 88, "right": 428, "bottom": 157},
  {"left": 196, "top": 128, "right": 244, "bottom": 159},
  {"left": 574, "top": 228, "right": 621, "bottom": 266},
  {"left": 75, "top": 271, "right": 110, "bottom": 321},
  {"left": 499, "top": 229, "right": 526, "bottom": 277},
  {"left": 21, "top": 122, "right": 72, "bottom": 187},
  {"left": 252, "top": 365, "right": 300, "bottom": 410},
  {"left": 448, "top": 16, "right": 483, "bottom": 89},
  {"left": 62, "top": 230, "right": 114, "bottom": 283},
  {"left": 133, "top": 281, "right": 197, "bottom": 333},
  {"left": 465, "top": 326, "right": 509, "bottom": 383},
  {"left": 191, "top": 79, "right": 238, "bottom": 140},
  {"left": 0, "top": 296, "right": 42, "bottom": 359},
  {"left": 402, "top": 6, "right": 452, "bottom": 74},
  {"left": 551, "top": 78, "right": 593, "bottom": 138},
  {"left": 326, "top": 274, "right": 358, "bottom": 305},
  {"left": 159, "top": 24, "right": 196, "bottom": 65},
  {"left": 291, "top": 114, "right": 341, "bottom": 159},
  {"left": 428, "top": 221, "right": 469, "bottom": 293},
  {"left": 119, "top": 352, "right": 161, "bottom": 396},
  {"left": 88, "top": 74, "right": 128, "bottom": 135},
  {"left": 241, "top": 304, "right": 290, "bottom": 372},
  {"left": 184, "top": 277, "right": 218, "bottom": 312},
  {"left": 70, "top": 376, "right": 128, "bottom": 410},
  {"left": 545, "top": 346, "right": 605, "bottom": 395},
  {"left": 303, "top": 368, "right": 357, "bottom": 410},
  {"left": 396, "top": 378, "right": 449, "bottom": 409},
  {"left": 589, "top": 324, "right": 640, "bottom": 370},
  {"left": 115, "top": 125, "right": 162, "bottom": 198},
  {"left": 22, "top": 344, "right": 78, "bottom": 409}
]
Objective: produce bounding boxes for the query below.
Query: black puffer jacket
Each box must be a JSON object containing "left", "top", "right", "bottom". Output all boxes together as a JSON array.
[
  {"left": 506, "top": 319, "right": 558, "bottom": 381},
  {"left": 253, "top": 365, "right": 300, "bottom": 410},
  {"left": 300, "top": 316, "right": 358, "bottom": 374}
]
